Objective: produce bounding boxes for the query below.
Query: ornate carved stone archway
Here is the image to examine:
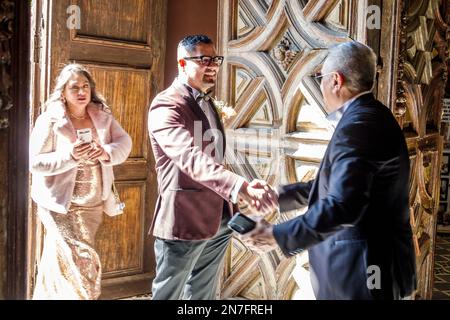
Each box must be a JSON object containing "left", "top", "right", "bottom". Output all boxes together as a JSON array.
[{"left": 218, "top": 0, "right": 449, "bottom": 299}]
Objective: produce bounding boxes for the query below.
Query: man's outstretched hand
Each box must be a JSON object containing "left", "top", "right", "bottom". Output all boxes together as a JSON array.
[
  {"left": 239, "top": 217, "right": 277, "bottom": 253},
  {"left": 238, "top": 179, "right": 278, "bottom": 215}
]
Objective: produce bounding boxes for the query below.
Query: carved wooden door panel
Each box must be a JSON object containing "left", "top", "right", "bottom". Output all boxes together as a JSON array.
[
  {"left": 378, "top": 0, "right": 449, "bottom": 300},
  {"left": 218, "top": 0, "right": 448, "bottom": 300},
  {"left": 217, "top": 0, "right": 375, "bottom": 299},
  {"left": 31, "top": 0, "right": 166, "bottom": 299}
]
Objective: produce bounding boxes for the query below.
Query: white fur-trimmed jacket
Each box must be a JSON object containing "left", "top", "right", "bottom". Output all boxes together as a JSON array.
[{"left": 29, "top": 101, "right": 132, "bottom": 215}]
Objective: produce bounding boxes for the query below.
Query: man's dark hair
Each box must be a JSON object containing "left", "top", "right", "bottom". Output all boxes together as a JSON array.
[{"left": 178, "top": 35, "right": 213, "bottom": 53}]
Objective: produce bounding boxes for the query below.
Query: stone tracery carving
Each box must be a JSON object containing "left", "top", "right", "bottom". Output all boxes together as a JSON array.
[
  {"left": 221, "top": 0, "right": 448, "bottom": 300},
  {"left": 218, "top": 0, "right": 352, "bottom": 300}
]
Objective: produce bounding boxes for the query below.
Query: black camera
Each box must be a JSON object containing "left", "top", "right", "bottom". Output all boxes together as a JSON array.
[{"left": 227, "top": 212, "right": 256, "bottom": 234}]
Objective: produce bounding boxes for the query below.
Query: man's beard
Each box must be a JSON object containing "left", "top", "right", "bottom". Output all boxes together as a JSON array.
[{"left": 202, "top": 75, "right": 216, "bottom": 87}]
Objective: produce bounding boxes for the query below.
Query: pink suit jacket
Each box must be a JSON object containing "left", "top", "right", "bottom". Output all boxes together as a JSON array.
[
  {"left": 148, "top": 80, "right": 240, "bottom": 240},
  {"left": 30, "top": 101, "right": 132, "bottom": 216}
]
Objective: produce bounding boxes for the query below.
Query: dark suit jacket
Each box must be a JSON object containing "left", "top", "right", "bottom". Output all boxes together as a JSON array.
[
  {"left": 273, "top": 93, "right": 417, "bottom": 299},
  {"left": 148, "top": 80, "right": 240, "bottom": 240}
]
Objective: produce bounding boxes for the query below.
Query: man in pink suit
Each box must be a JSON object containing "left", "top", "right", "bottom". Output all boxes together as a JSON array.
[{"left": 148, "top": 35, "right": 275, "bottom": 299}]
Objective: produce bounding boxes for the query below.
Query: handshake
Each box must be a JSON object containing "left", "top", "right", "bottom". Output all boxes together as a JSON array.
[
  {"left": 232, "top": 179, "right": 279, "bottom": 254},
  {"left": 237, "top": 179, "right": 279, "bottom": 215}
]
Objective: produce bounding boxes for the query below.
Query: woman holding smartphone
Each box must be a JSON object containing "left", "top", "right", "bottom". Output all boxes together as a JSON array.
[{"left": 29, "top": 63, "right": 132, "bottom": 299}]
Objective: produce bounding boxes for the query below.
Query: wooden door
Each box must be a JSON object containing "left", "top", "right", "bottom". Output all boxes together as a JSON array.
[
  {"left": 217, "top": 0, "right": 377, "bottom": 299},
  {"left": 378, "top": 0, "right": 449, "bottom": 300},
  {"left": 217, "top": 0, "right": 448, "bottom": 300},
  {"left": 30, "top": 0, "right": 166, "bottom": 299}
]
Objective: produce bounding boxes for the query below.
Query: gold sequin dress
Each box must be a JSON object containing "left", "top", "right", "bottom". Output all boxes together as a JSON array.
[{"left": 33, "top": 128, "right": 104, "bottom": 300}]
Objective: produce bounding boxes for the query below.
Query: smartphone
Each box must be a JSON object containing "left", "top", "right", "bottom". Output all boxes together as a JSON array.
[
  {"left": 76, "top": 128, "right": 92, "bottom": 144},
  {"left": 227, "top": 212, "right": 256, "bottom": 234}
]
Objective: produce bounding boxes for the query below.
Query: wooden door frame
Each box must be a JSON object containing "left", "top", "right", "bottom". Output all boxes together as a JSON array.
[
  {"left": 6, "top": 0, "right": 31, "bottom": 300},
  {"left": 25, "top": 0, "right": 53, "bottom": 300},
  {"left": 377, "top": 0, "right": 449, "bottom": 299}
]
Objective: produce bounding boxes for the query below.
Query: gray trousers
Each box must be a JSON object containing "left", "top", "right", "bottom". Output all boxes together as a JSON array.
[{"left": 151, "top": 209, "right": 232, "bottom": 300}]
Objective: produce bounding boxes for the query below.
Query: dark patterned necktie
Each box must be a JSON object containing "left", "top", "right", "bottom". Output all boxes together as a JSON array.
[{"left": 196, "top": 91, "right": 212, "bottom": 102}]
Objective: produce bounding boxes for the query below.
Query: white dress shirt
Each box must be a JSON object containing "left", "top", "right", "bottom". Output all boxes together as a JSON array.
[{"left": 326, "top": 90, "right": 372, "bottom": 128}]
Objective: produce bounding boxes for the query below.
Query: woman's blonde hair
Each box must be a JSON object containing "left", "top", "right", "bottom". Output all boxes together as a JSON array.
[{"left": 44, "top": 63, "right": 109, "bottom": 112}]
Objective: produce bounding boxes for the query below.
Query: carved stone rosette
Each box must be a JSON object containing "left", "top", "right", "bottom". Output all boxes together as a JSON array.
[
  {"left": 395, "top": 0, "right": 449, "bottom": 299},
  {"left": 0, "top": 0, "right": 14, "bottom": 130},
  {"left": 271, "top": 36, "right": 299, "bottom": 73}
]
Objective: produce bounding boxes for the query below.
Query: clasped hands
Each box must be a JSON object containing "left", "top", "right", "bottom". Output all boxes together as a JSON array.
[
  {"left": 71, "top": 140, "right": 110, "bottom": 161},
  {"left": 237, "top": 179, "right": 278, "bottom": 216},
  {"left": 236, "top": 179, "right": 279, "bottom": 253}
]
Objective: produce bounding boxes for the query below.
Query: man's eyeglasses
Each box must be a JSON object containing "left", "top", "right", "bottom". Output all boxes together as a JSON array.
[
  {"left": 312, "top": 71, "right": 337, "bottom": 84},
  {"left": 183, "top": 55, "right": 224, "bottom": 67}
]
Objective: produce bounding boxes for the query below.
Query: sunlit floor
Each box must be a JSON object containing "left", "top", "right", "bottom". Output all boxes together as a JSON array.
[
  {"left": 123, "top": 233, "right": 450, "bottom": 300},
  {"left": 121, "top": 293, "right": 151, "bottom": 300}
]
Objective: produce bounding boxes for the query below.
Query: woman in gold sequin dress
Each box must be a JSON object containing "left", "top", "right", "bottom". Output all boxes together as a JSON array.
[{"left": 29, "top": 64, "right": 132, "bottom": 299}]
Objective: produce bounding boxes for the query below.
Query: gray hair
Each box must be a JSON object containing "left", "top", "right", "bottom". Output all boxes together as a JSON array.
[{"left": 324, "top": 41, "right": 377, "bottom": 93}]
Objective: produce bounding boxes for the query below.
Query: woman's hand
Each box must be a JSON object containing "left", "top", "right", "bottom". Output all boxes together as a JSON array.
[
  {"left": 71, "top": 142, "right": 92, "bottom": 160},
  {"left": 87, "top": 141, "right": 110, "bottom": 161}
]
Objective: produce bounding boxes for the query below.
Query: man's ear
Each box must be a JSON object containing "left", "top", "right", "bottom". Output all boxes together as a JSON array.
[
  {"left": 179, "top": 59, "right": 186, "bottom": 68},
  {"left": 335, "top": 72, "right": 345, "bottom": 88}
]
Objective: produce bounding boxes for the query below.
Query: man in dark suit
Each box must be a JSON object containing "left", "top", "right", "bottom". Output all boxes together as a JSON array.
[
  {"left": 243, "top": 41, "right": 417, "bottom": 300},
  {"left": 148, "top": 35, "right": 275, "bottom": 300}
]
